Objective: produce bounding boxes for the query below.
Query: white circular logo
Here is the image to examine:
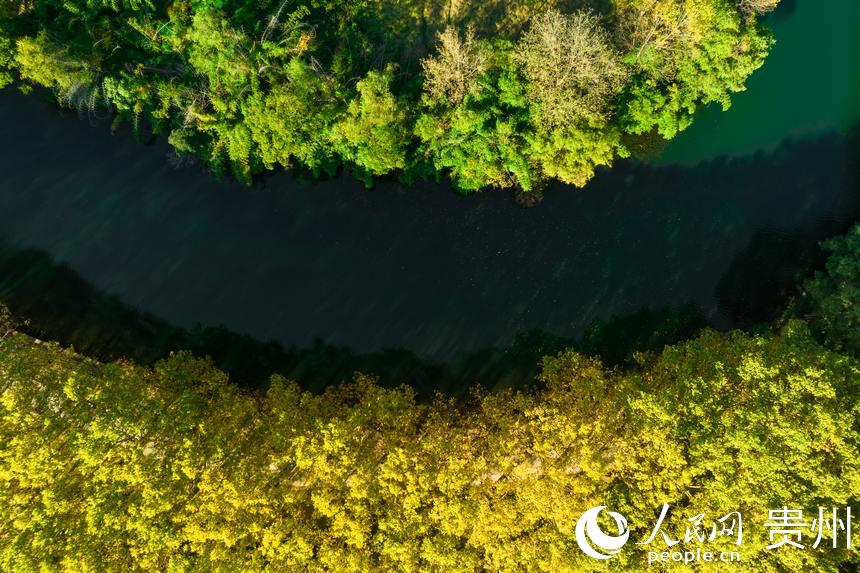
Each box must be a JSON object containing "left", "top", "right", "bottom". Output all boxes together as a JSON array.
[{"left": 575, "top": 506, "right": 630, "bottom": 560}]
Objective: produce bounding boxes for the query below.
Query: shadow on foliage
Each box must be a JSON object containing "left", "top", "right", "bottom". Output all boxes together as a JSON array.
[{"left": 715, "top": 220, "right": 858, "bottom": 331}]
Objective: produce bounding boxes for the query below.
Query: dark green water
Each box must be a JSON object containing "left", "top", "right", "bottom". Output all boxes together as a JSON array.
[{"left": 0, "top": 0, "right": 858, "bottom": 389}]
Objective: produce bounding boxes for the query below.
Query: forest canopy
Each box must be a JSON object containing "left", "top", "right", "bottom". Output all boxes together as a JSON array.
[
  {"left": 1, "top": 318, "right": 858, "bottom": 572},
  {"left": 0, "top": 0, "right": 780, "bottom": 192}
]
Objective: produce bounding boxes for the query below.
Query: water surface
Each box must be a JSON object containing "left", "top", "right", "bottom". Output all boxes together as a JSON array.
[{"left": 0, "top": 0, "right": 858, "bottom": 372}]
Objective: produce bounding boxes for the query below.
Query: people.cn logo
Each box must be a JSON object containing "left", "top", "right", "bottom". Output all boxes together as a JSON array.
[{"left": 575, "top": 506, "right": 631, "bottom": 560}]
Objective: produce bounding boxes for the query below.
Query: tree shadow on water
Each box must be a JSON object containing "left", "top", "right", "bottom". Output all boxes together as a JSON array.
[
  {"left": 0, "top": 237, "right": 707, "bottom": 398},
  {"left": 715, "top": 222, "right": 852, "bottom": 331},
  {"left": 2, "top": 119, "right": 859, "bottom": 398}
]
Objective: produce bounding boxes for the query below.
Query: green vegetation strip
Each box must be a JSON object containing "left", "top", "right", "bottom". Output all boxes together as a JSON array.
[{"left": 1, "top": 0, "right": 778, "bottom": 191}]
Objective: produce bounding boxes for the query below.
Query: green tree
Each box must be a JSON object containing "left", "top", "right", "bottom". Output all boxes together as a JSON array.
[
  {"left": 333, "top": 67, "right": 409, "bottom": 183},
  {"left": 0, "top": 25, "right": 13, "bottom": 89},
  {"left": 616, "top": 0, "right": 774, "bottom": 138},
  {"left": 14, "top": 32, "right": 97, "bottom": 100},
  {"left": 0, "top": 0, "right": 782, "bottom": 191},
  {"left": 243, "top": 58, "right": 341, "bottom": 176},
  {"left": 416, "top": 43, "right": 538, "bottom": 193},
  {"left": 802, "top": 224, "right": 860, "bottom": 355}
]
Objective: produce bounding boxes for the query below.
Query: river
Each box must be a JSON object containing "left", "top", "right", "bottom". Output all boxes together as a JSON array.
[{"left": 0, "top": 0, "right": 858, "bottom": 388}]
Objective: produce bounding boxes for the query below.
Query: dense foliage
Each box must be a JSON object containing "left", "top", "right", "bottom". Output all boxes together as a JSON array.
[
  {"left": 1, "top": 320, "right": 858, "bottom": 572},
  {"left": 4, "top": 219, "right": 860, "bottom": 572},
  {"left": 0, "top": 0, "right": 779, "bottom": 192}
]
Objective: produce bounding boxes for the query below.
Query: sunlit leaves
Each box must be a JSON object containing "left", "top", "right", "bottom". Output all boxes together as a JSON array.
[
  {"left": 1, "top": 291, "right": 857, "bottom": 572},
  {"left": 0, "top": 0, "right": 779, "bottom": 192},
  {"left": 332, "top": 67, "right": 410, "bottom": 182},
  {"left": 616, "top": 0, "right": 774, "bottom": 138},
  {"left": 516, "top": 10, "right": 627, "bottom": 129}
]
